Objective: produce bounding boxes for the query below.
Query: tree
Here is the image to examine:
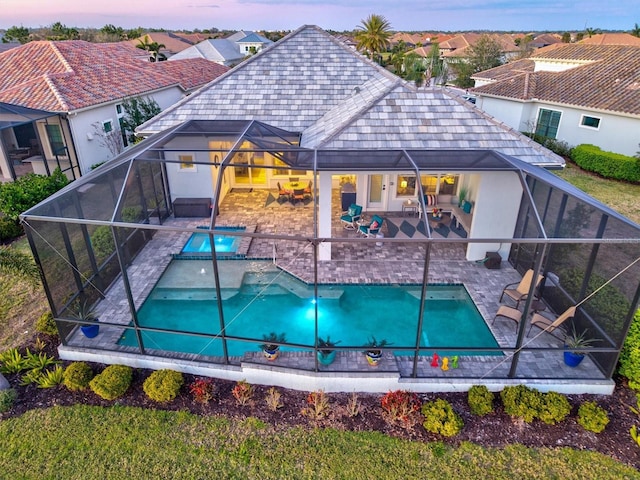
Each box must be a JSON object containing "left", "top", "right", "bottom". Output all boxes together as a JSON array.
[
  {"left": 136, "top": 37, "right": 167, "bottom": 62},
  {"left": 515, "top": 34, "right": 534, "bottom": 59},
  {"left": 354, "top": 14, "right": 392, "bottom": 63},
  {"left": 120, "top": 97, "right": 161, "bottom": 144},
  {"left": 585, "top": 27, "right": 598, "bottom": 38},
  {"left": 632, "top": 23, "right": 640, "bottom": 38},
  {"left": 451, "top": 34, "right": 504, "bottom": 88},
  {"left": 561, "top": 32, "right": 571, "bottom": 43},
  {"left": 48, "top": 22, "right": 79, "bottom": 40},
  {"left": 2, "top": 25, "right": 30, "bottom": 44},
  {"left": 403, "top": 53, "right": 427, "bottom": 87}
]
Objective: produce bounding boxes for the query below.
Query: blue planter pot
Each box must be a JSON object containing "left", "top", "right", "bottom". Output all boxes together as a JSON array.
[
  {"left": 317, "top": 350, "right": 336, "bottom": 365},
  {"left": 80, "top": 324, "right": 100, "bottom": 338},
  {"left": 564, "top": 350, "right": 584, "bottom": 367}
]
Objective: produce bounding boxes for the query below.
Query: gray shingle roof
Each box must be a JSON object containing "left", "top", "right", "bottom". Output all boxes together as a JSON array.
[{"left": 139, "top": 25, "right": 563, "bottom": 167}]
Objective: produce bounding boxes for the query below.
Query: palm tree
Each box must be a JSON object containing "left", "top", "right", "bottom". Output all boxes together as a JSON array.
[
  {"left": 585, "top": 27, "right": 598, "bottom": 38},
  {"left": 354, "top": 14, "right": 392, "bottom": 63},
  {"left": 632, "top": 23, "right": 640, "bottom": 38},
  {"left": 0, "top": 246, "right": 39, "bottom": 285},
  {"left": 148, "top": 42, "right": 167, "bottom": 62}
]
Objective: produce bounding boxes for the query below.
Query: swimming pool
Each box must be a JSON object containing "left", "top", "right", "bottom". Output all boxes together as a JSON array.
[
  {"left": 119, "top": 261, "right": 500, "bottom": 357},
  {"left": 181, "top": 226, "right": 245, "bottom": 255}
]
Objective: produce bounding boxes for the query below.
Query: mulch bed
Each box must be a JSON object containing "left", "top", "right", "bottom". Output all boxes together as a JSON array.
[{"left": 2, "top": 336, "right": 640, "bottom": 470}]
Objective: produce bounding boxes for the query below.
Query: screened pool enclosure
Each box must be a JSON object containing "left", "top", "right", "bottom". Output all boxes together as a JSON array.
[{"left": 20, "top": 120, "right": 640, "bottom": 392}]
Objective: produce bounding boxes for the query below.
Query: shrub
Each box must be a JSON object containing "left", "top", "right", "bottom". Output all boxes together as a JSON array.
[
  {"left": 231, "top": 380, "right": 254, "bottom": 406},
  {"left": 265, "top": 387, "right": 283, "bottom": 411},
  {"left": 36, "top": 365, "right": 65, "bottom": 388},
  {"left": 380, "top": 390, "right": 421, "bottom": 425},
  {"left": 578, "top": 401, "right": 609, "bottom": 433},
  {"left": 500, "top": 385, "right": 543, "bottom": 423},
  {"left": 467, "top": 385, "right": 494, "bottom": 416},
  {"left": 571, "top": 144, "right": 640, "bottom": 183},
  {"left": 301, "top": 390, "right": 331, "bottom": 421},
  {"left": 619, "top": 309, "right": 640, "bottom": 391},
  {"left": 89, "top": 365, "right": 133, "bottom": 400},
  {"left": 189, "top": 378, "right": 216, "bottom": 404},
  {"left": 0, "top": 168, "right": 69, "bottom": 220},
  {"left": 35, "top": 312, "right": 58, "bottom": 337},
  {"left": 90, "top": 225, "right": 115, "bottom": 263},
  {"left": 0, "top": 215, "right": 23, "bottom": 241},
  {"left": 143, "top": 369, "right": 183, "bottom": 403},
  {"left": 421, "top": 398, "right": 464, "bottom": 437},
  {"left": 63, "top": 362, "right": 94, "bottom": 391},
  {"left": 538, "top": 391, "right": 571, "bottom": 425},
  {"left": 0, "top": 348, "right": 27, "bottom": 374},
  {"left": 24, "top": 349, "right": 58, "bottom": 372},
  {"left": 0, "top": 388, "right": 17, "bottom": 413}
]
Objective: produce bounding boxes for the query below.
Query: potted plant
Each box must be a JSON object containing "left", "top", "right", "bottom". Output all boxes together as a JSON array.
[
  {"left": 363, "top": 336, "right": 392, "bottom": 367},
  {"left": 260, "top": 332, "right": 286, "bottom": 361},
  {"left": 564, "top": 326, "right": 597, "bottom": 367},
  {"left": 317, "top": 336, "right": 341, "bottom": 365},
  {"left": 457, "top": 186, "right": 468, "bottom": 207},
  {"left": 70, "top": 300, "right": 100, "bottom": 338}
]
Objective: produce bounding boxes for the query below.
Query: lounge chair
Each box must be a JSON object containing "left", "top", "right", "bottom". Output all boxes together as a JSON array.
[
  {"left": 340, "top": 204, "right": 362, "bottom": 229},
  {"left": 499, "top": 269, "right": 544, "bottom": 309},
  {"left": 492, "top": 305, "right": 523, "bottom": 332},
  {"left": 528, "top": 306, "right": 576, "bottom": 338},
  {"left": 277, "top": 182, "right": 291, "bottom": 203},
  {"left": 358, "top": 214, "right": 384, "bottom": 237}
]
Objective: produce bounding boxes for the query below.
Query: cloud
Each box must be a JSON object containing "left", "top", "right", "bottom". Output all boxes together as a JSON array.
[{"left": 186, "top": 3, "right": 220, "bottom": 8}]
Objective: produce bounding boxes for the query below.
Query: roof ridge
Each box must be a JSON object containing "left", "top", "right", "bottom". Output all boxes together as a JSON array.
[
  {"left": 49, "top": 42, "right": 74, "bottom": 73},
  {"left": 42, "top": 73, "right": 70, "bottom": 111}
]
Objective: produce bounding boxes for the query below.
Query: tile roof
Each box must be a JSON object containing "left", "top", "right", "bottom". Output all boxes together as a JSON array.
[
  {"left": 471, "top": 44, "right": 640, "bottom": 116},
  {"left": 578, "top": 33, "right": 640, "bottom": 46},
  {"left": 138, "top": 25, "right": 563, "bottom": 167},
  {"left": 0, "top": 40, "right": 229, "bottom": 112},
  {"left": 128, "top": 32, "right": 194, "bottom": 55}
]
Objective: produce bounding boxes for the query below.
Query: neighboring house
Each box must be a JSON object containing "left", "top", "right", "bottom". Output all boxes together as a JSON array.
[
  {"left": 0, "top": 40, "right": 229, "bottom": 179},
  {"left": 231, "top": 31, "right": 273, "bottom": 56},
  {"left": 128, "top": 32, "right": 194, "bottom": 59},
  {"left": 168, "top": 39, "right": 246, "bottom": 66},
  {"left": 439, "top": 33, "right": 519, "bottom": 62},
  {"left": 578, "top": 32, "right": 640, "bottom": 46},
  {"left": 470, "top": 43, "right": 640, "bottom": 156},
  {"left": 530, "top": 33, "right": 563, "bottom": 49},
  {"left": 22, "top": 26, "right": 640, "bottom": 395}
]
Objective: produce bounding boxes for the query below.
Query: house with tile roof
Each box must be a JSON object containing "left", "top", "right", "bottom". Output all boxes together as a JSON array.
[
  {"left": 470, "top": 43, "right": 640, "bottom": 156},
  {"left": 0, "top": 40, "right": 229, "bottom": 179},
  {"left": 128, "top": 32, "right": 195, "bottom": 59},
  {"left": 138, "top": 25, "right": 565, "bottom": 262},
  {"left": 20, "top": 25, "right": 640, "bottom": 395}
]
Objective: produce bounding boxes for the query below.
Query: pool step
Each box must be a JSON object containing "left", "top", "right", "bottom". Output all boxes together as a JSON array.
[
  {"left": 150, "top": 287, "right": 239, "bottom": 301},
  {"left": 407, "top": 286, "right": 469, "bottom": 301}
]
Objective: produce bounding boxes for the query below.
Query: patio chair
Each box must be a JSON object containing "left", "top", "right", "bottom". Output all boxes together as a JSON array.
[
  {"left": 492, "top": 305, "right": 523, "bottom": 332},
  {"left": 340, "top": 204, "right": 362, "bottom": 229},
  {"left": 291, "top": 188, "right": 305, "bottom": 204},
  {"left": 528, "top": 306, "right": 576, "bottom": 338},
  {"left": 358, "top": 215, "right": 384, "bottom": 238},
  {"left": 304, "top": 180, "right": 313, "bottom": 199},
  {"left": 499, "top": 269, "right": 543, "bottom": 309},
  {"left": 277, "top": 182, "right": 291, "bottom": 203}
]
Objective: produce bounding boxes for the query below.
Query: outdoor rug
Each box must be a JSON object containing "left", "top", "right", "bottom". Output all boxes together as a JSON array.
[
  {"left": 264, "top": 192, "right": 312, "bottom": 208},
  {"left": 385, "top": 216, "right": 468, "bottom": 240}
]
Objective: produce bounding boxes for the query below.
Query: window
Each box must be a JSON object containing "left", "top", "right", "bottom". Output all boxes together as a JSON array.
[
  {"left": 535, "top": 109, "right": 561, "bottom": 139},
  {"left": 178, "top": 154, "right": 196, "bottom": 171},
  {"left": 396, "top": 175, "right": 416, "bottom": 197},
  {"left": 116, "top": 104, "right": 129, "bottom": 147},
  {"left": 102, "top": 120, "right": 113, "bottom": 133},
  {"left": 418, "top": 174, "right": 459, "bottom": 195},
  {"left": 45, "top": 124, "right": 66, "bottom": 157},
  {"left": 580, "top": 115, "right": 601, "bottom": 129}
]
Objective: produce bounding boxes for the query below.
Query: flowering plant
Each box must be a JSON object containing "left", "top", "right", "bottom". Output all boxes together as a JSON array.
[
  {"left": 381, "top": 390, "right": 422, "bottom": 426},
  {"left": 189, "top": 378, "right": 215, "bottom": 404}
]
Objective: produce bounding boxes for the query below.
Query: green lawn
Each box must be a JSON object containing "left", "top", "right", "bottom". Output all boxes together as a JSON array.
[
  {"left": 554, "top": 161, "right": 640, "bottom": 225},
  {"left": 0, "top": 405, "right": 637, "bottom": 480}
]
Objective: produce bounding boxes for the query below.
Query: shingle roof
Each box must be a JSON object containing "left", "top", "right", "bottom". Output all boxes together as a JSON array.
[
  {"left": 471, "top": 44, "right": 640, "bottom": 116},
  {"left": 138, "top": 25, "right": 563, "bottom": 167},
  {"left": 0, "top": 40, "right": 229, "bottom": 112}
]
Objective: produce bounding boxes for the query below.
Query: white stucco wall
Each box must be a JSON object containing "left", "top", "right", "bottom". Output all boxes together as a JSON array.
[
  {"left": 477, "top": 96, "right": 640, "bottom": 157},
  {"left": 68, "top": 87, "right": 186, "bottom": 174},
  {"left": 465, "top": 171, "right": 523, "bottom": 262},
  {"left": 163, "top": 136, "right": 217, "bottom": 201}
]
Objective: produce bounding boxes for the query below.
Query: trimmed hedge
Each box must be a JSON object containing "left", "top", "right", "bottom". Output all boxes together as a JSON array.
[
  {"left": 571, "top": 144, "right": 640, "bottom": 183},
  {"left": 63, "top": 362, "right": 94, "bottom": 391},
  {"left": 143, "top": 369, "right": 183, "bottom": 403},
  {"left": 35, "top": 312, "right": 58, "bottom": 337},
  {"left": 467, "top": 385, "right": 494, "bottom": 416}
]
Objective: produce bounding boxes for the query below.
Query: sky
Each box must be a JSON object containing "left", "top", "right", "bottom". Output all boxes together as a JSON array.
[{"left": 1, "top": 0, "right": 639, "bottom": 33}]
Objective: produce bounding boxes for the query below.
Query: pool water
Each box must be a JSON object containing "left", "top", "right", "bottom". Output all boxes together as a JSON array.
[
  {"left": 119, "top": 263, "right": 500, "bottom": 358},
  {"left": 182, "top": 227, "right": 244, "bottom": 254}
]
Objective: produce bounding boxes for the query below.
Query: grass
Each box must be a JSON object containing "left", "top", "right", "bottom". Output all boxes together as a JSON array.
[
  {"left": 554, "top": 161, "right": 640, "bottom": 225},
  {"left": 0, "top": 405, "right": 637, "bottom": 480}
]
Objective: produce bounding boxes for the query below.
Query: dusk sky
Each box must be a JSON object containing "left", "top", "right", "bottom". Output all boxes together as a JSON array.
[{"left": 2, "top": 0, "right": 639, "bottom": 32}]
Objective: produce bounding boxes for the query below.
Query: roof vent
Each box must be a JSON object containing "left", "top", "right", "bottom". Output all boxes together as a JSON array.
[{"left": 353, "top": 86, "right": 361, "bottom": 94}]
